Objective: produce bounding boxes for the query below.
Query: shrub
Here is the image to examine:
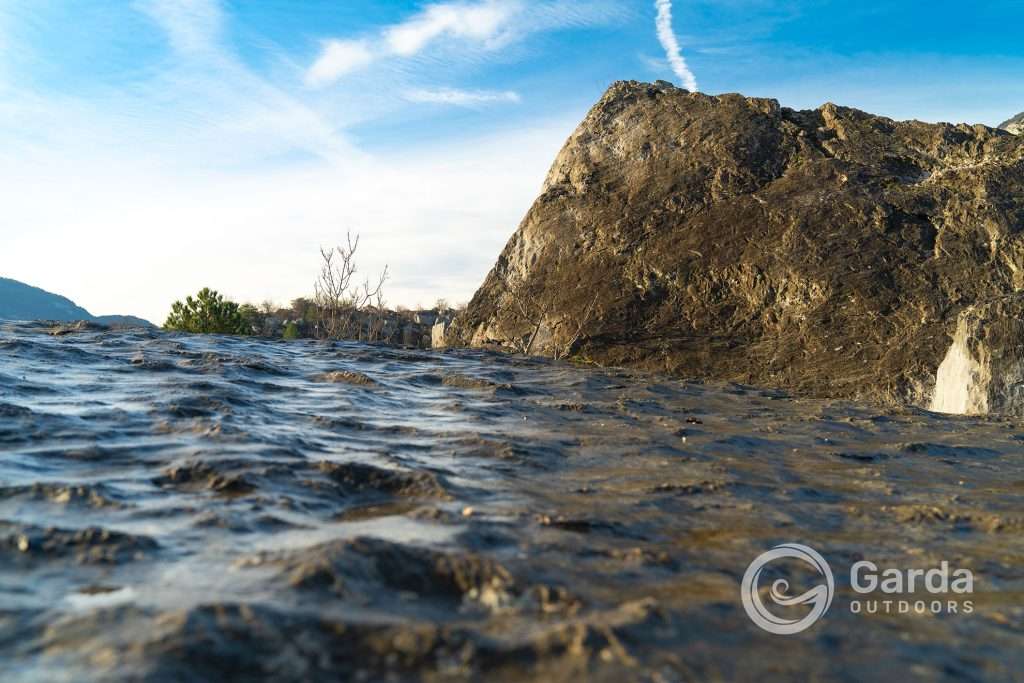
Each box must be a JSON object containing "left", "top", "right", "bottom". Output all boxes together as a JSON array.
[
  {"left": 283, "top": 322, "right": 300, "bottom": 340},
  {"left": 164, "top": 288, "right": 250, "bottom": 335},
  {"left": 238, "top": 304, "right": 263, "bottom": 334},
  {"left": 290, "top": 298, "right": 316, "bottom": 323},
  {"left": 313, "top": 231, "right": 389, "bottom": 340}
]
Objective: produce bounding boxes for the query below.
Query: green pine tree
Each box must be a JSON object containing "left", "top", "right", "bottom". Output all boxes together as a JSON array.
[{"left": 164, "top": 288, "right": 251, "bottom": 335}]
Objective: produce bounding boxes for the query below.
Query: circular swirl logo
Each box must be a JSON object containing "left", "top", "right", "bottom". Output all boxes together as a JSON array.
[{"left": 741, "top": 543, "right": 834, "bottom": 635}]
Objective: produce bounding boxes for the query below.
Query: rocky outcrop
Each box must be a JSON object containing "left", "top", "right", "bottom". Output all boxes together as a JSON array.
[
  {"left": 930, "top": 295, "right": 1024, "bottom": 415},
  {"left": 449, "top": 81, "right": 1024, "bottom": 411},
  {"left": 1000, "top": 112, "right": 1024, "bottom": 136},
  {"left": 431, "top": 320, "right": 448, "bottom": 349}
]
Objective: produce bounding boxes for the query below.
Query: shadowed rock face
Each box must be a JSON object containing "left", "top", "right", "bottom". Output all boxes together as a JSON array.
[{"left": 449, "top": 80, "right": 1024, "bottom": 409}]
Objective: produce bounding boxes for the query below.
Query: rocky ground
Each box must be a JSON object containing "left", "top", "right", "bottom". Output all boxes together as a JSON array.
[{"left": 1, "top": 322, "right": 1023, "bottom": 681}]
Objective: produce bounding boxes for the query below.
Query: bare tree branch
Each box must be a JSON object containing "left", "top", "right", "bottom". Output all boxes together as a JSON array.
[
  {"left": 505, "top": 277, "right": 598, "bottom": 360},
  {"left": 313, "top": 231, "right": 388, "bottom": 341},
  {"left": 553, "top": 294, "right": 599, "bottom": 360}
]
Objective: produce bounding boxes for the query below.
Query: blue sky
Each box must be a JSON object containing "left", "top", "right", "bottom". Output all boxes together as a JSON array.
[{"left": 1, "top": 1, "right": 1023, "bottom": 322}]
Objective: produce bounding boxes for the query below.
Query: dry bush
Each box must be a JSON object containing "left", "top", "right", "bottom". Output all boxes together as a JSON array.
[
  {"left": 313, "top": 231, "right": 389, "bottom": 341},
  {"left": 505, "top": 278, "right": 598, "bottom": 359}
]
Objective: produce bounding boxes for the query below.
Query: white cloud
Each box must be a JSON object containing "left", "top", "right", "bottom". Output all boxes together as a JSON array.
[
  {"left": 304, "top": 39, "right": 375, "bottom": 87},
  {"left": 131, "top": 0, "right": 360, "bottom": 166},
  {"left": 404, "top": 87, "right": 521, "bottom": 106},
  {"left": 136, "top": 0, "right": 225, "bottom": 57},
  {"left": 304, "top": 0, "right": 625, "bottom": 88},
  {"left": 305, "top": 0, "right": 522, "bottom": 87},
  {"left": 0, "top": 28, "right": 7, "bottom": 89},
  {"left": 0, "top": 114, "right": 576, "bottom": 323},
  {"left": 384, "top": 1, "right": 518, "bottom": 56},
  {"left": 0, "top": 0, "right": 583, "bottom": 323},
  {"left": 654, "top": 0, "right": 698, "bottom": 91}
]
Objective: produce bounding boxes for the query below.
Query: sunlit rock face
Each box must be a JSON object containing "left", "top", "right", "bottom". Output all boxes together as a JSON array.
[
  {"left": 931, "top": 295, "right": 1024, "bottom": 415},
  {"left": 1001, "top": 112, "right": 1024, "bottom": 135},
  {"left": 449, "top": 81, "right": 1024, "bottom": 408},
  {"left": 931, "top": 322, "right": 989, "bottom": 415}
]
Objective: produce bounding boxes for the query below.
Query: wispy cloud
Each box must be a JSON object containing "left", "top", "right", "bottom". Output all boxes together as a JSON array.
[
  {"left": 136, "top": 0, "right": 225, "bottom": 57},
  {"left": 0, "top": 104, "right": 577, "bottom": 324},
  {"left": 384, "top": 1, "right": 517, "bottom": 56},
  {"left": 405, "top": 87, "right": 521, "bottom": 106},
  {"left": 0, "top": 0, "right": 584, "bottom": 323},
  {"left": 304, "top": 0, "right": 625, "bottom": 89},
  {"left": 133, "top": 0, "right": 359, "bottom": 166},
  {"left": 305, "top": 39, "right": 374, "bottom": 87},
  {"left": 0, "top": 18, "right": 7, "bottom": 89},
  {"left": 654, "top": 0, "right": 698, "bottom": 91}
]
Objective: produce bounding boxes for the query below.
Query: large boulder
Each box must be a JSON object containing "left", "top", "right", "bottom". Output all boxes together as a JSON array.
[{"left": 449, "top": 81, "right": 1024, "bottom": 411}]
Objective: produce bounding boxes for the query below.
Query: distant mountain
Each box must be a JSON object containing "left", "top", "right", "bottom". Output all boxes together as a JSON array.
[
  {"left": 93, "top": 314, "right": 156, "bottom": 327},
  {"left": 1000, "top": 112, "right": 1024, "bottom": 135},
  {"left": 0, "top": 277, "right": 154, "bottom": 326}
]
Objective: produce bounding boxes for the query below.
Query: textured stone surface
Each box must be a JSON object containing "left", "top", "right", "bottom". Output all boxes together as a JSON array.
[
  {"left": 931, "top": 294, "right": 1024, "bottom": 415},
  {"left": 8, "top": 321, "right": 1024, "bottom": 680},
  {"left": 450, "top": 81, "right": 1024, "bottom": 408},
  {"left": 431, "top": 320, "right": 448, "bottom": 348},
  {"left": 1001, "top": 111, "right": 1024, "bottom": 135}
]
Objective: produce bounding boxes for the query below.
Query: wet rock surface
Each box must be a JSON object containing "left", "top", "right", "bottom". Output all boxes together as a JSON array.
[
  {"left": 450, "top": 81, "right": 1024, "bottom": 412},
  {"left": 1, "top": 320, "right": 1024, "bottom": 681}
]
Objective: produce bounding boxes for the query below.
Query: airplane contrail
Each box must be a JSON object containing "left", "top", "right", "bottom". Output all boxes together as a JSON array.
[{"left": 654, "top": 0, "right": 698, "bottom": 91}]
